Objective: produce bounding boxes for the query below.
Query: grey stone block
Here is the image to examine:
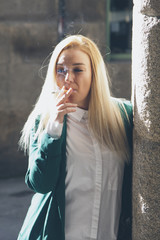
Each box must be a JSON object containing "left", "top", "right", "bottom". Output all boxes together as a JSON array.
[
  {"left": 132, "top": 1, "right": 160, "bottom": 239},
  {"left": 0, "top": 21, "right": 58, "bottom": 177},
  {"left": 133, "top": 0, "right": 160, "bottom": 16},
  {"left": 65, "top": 0, "right": 106, "bottom": 21},
  {"left": 0, "top": 0, "right": 57, "bottom": 19},
  {"left": 0, "top": 110, "right": 28, "bottom": 178},
  {"left": 132, "top": 12, "right": 160, "bottom": 141},
  {"left": 132, "top": 131, "right": 160, "bottom": 240},
  {"left": 0, "top": 21, "right": 57, "bottom": 111},
  {"left": 0, "top": 64, "right": 10, "bottom": 109}
]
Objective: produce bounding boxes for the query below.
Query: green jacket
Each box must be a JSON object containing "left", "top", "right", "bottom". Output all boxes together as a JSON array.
[{"left": 18, "top": 100, "right": 133, "bottom": 240}]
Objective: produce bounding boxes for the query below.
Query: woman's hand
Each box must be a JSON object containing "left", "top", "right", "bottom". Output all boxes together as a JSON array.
[{"left": 54, "top": 86, "right": 77, "bottom": 123}]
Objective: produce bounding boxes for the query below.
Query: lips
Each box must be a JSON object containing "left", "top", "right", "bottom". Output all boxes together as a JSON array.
[{"left": 64, "top": 87, "right": 77, "bottom": 93}]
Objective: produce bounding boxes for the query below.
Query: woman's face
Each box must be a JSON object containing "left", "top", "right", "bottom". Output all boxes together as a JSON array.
[{"left": 55, "top": 47, "right": 92, "bottom": 110}]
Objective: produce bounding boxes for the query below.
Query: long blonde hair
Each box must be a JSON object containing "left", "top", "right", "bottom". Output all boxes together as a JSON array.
[{"left": 19, "top": 35, "right": 131, "bottom": 161}]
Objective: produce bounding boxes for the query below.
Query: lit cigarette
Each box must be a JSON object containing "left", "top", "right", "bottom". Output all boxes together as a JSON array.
[
  {"left": 51, "top": 89, "right": 68, "bottom": 94},
  {"left": 51, "top": 90, "right": 60, "bottom": 94}
]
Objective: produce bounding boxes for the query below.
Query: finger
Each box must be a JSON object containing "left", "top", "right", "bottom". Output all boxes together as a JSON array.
[
  {"left": 65, "top": 87, "right": 73, "bottom": 97},
  {"left": 58, "top": 107, "right": 77, "bottom": 116},
  {"left": 57, "top": 102, "right": 77, "bottom": 111},
  {"left": 55, "top": 105, "right": 77, "bottom": 123},
  {"left": 56, "top": 88, "right": 73, "bottom": 106},
  {"left": 54, "top": 86, "right": 65, "bottom": 100},
  {"left": 64, "top": 88, "right": 74, "bottom": 103}
]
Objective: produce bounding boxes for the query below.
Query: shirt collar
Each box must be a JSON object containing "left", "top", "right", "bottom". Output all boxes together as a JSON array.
[{"left": 68, "top": 107, "right": 88, "bottom": 122}]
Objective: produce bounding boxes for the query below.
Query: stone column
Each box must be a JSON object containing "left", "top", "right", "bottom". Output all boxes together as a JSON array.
[{"left": 132, "top": 0, "right": 160, "bottom": 239}]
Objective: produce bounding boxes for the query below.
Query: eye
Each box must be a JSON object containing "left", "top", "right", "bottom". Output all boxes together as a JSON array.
[
  {"left": 74, "top": 68, "right": 83, "bottom": 73},
  {"left": 57, "top": 68, "right": 66, "bottom": 74}
]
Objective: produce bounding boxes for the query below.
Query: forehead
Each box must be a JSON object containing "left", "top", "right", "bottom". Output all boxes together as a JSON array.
[{"left": 57, "top": 48, "right": 90, "bottom": 66}]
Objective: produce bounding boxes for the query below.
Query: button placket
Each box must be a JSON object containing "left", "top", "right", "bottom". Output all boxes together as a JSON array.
[{"left": 90, "top": 134, "right": 102, "bottom": 239}]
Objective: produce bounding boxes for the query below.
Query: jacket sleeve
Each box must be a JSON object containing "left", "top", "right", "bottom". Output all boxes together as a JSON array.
[
  {"left": 25, "top": 118, "right": 66, "bottom": 194},
  {"left": 118, "top": 100, "right": 133, "bottom": 240},
  {"left": 123, "top": 100, "right": 133, "bottom": 152}
]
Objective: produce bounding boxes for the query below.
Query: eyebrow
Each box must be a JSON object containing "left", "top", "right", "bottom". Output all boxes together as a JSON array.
[
  {"left": 73, "top": 63, "right": 85, "bottom": 66},
  {"left": 56, "top": 63, "right": 85, "bottom": 66}
]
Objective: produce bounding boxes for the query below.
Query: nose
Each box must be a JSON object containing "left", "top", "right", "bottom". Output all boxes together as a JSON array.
[{"left": 64, "top": 71, "right": 74, "bottom": 83}]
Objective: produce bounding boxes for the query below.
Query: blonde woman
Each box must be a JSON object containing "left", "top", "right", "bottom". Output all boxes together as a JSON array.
[{"left": 18, "top": 35, "right": 133, "bottom": 240}]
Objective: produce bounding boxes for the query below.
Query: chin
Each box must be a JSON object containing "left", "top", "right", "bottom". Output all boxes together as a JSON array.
[{"left": 68, "top": 95, "right": 77, "bottom": 103}]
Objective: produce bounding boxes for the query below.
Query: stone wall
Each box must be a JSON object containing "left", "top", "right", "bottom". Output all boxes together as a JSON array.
[
  {"left": 0, "top": 0, "right": 58, "bottom": 178},
  {"left": 132, "top": 0, "right": 160, "bottom": 239},
  {"left": 0, "top": 0, "right": 131, "bottom": 178}
]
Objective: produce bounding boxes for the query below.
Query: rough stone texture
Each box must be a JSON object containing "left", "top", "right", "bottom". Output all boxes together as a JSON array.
[
  {"left": 132, "top": 0, "right": 160, "bottom": 239},
  {"left": 0, "top": 22, "right": 57, "bottom": 178},
  {"left": 132, "top": 132, "right": 160, "bottom": 239},
  {"left": 134, "top": 0, "right": 160, "bottom": 16},
  {"left": 0, "top": 111, "right": 28, "bottom": 178},
  {"left": 0, "top": 0, "right": 57, "bottom": 19},
  {"left": 65, "top": 0, "right": 106, "bottom": 21},
  {"left": 0, "top": 22, "right": 58, "bottom": 111},
  {"left": 132, "top": 13, "right": 160, "bottom": 141},
  {"left": 0, "top": 0, "right": 58, "bottom": 178}
]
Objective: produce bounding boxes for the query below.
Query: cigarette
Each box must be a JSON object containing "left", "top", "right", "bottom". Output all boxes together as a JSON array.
[
  {"left": 51, "top": 89, "right": 68, "bottom": 94},
  {"left": 51, "top": 90, "right": 60, "bottom": 94}
]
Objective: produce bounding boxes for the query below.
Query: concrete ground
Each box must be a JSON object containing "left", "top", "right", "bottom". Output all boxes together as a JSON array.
[{"left": 0, "top": 177, "right": 33, "bottom": 240}]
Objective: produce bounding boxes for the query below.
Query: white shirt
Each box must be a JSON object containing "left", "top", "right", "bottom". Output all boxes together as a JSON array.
[{"left": 46, "top": 108, "right": 125, "bottom": 240}]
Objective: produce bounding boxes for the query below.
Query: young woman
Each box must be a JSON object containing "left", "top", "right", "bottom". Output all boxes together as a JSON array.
[{"left": 18, "top": 35, "right": 133, "bottom": 240}]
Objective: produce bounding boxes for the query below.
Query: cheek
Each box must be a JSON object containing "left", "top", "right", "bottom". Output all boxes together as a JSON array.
[
  {"left": 56, "top": 78, "right": 64, "bottom": 88},
  {"left": 84, "top": 76, "right": 92, "bottom": 92},
  {"left": 79, "top": 78, "right": 91, "bottom": 98}
]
